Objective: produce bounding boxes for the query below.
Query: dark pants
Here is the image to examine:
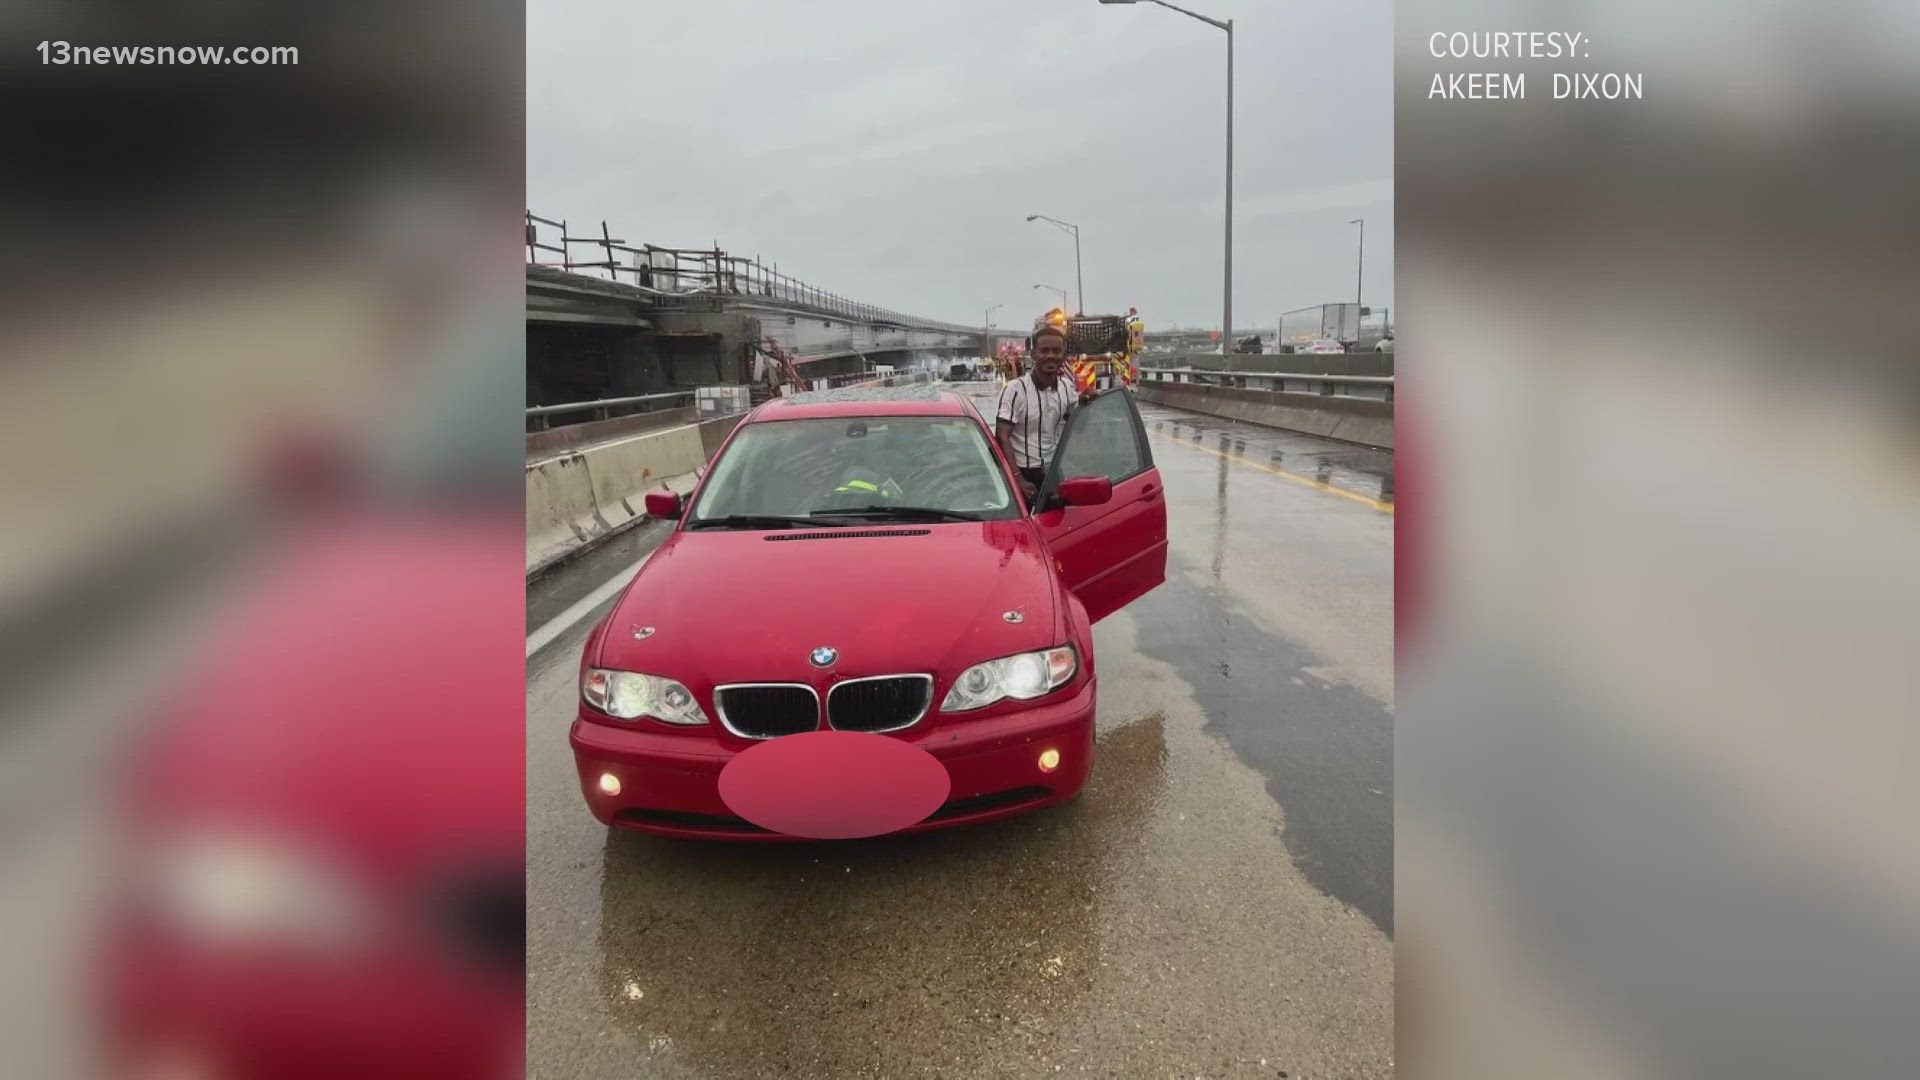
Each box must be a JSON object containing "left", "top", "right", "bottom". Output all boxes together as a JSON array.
[{"left": 1019, "top": 466, "right": 1047, "bottom": 489}]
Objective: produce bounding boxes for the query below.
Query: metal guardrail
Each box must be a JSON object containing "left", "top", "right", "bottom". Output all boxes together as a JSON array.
[
  {"left": 524, "top": 390, "right": 700, "bottom": 432},
  {"left": 526, "top": 391, "right": 696, "bottom": 418},
  {"left": 527, "top": 211, "right": 979, "bottom": 337},
  {"left": 1142, "top": 367, "right": 1395, "bottom": 402},
  {"left": 527, "top": 370, "right": 942, "bottom": 431}
]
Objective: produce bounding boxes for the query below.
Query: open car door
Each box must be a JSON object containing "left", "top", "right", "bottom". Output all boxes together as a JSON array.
[{"left": 1033, "top": 389, "right": 1168, "bottom": 622}]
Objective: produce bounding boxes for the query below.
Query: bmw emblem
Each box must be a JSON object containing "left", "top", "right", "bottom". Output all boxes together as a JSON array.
[{"left": 810, "top": 646, "right": 838, "bottom": 668}]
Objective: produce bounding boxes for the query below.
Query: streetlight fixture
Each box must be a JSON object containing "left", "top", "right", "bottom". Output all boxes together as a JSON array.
[
  {"left": 1098, "top": 0, "right": 1231, "bottom": 366},
  {"left": 1024, "top": 214, "right": 1083, "bottom": 315},
  {"left": 1032, "top": 283, "right": 1069, "bottom": 310}
]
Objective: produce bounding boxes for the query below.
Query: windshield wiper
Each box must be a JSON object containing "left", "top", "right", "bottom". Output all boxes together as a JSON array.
[
  {"left": 809, "top": 504, "right": 984, "bottom": 522},
  {"left": 685, "top": 514, "right": 822, "bottom": 531}
]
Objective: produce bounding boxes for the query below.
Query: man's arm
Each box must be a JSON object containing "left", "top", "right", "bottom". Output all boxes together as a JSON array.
[
  {"left": 995, "top": 382, "right": 1025, "bottom": 472},
  {"left": 994, "top": 418, "right": 1019, "bottom": 474},
  {"left": 995, "top": 381, "right": 1040, "bottom": 502},
  {"left": 995, "top": 418, "right": 1035, "bottom": 499}
]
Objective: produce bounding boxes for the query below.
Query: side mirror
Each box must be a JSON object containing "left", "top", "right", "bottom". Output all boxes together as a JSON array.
[
  {"left": 1056, "top": 476, "right": 1113, "bottom": 507},
  {"left": 256, "top": 425, "right": 359, "bottom": 509},
  {"left": 644, "top": 489, "right": 684, "bottom": 519}
]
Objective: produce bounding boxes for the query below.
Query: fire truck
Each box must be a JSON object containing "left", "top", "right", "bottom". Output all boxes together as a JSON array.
[{"left": 1032, "top": 306, "right": 1145, "bottom": 392}]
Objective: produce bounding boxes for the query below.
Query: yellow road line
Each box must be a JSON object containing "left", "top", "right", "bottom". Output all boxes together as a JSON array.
[{"left": 1147, "top": 428, "right": 1395, "bottom": 513}]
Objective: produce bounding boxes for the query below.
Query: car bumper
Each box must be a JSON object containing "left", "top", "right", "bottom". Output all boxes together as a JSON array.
[
  {"left": 569, "top": 678, "right": 1096, "bottom": 840},
  {"left": 96, "top": 935, "right": 521, "bottom": 1079}
]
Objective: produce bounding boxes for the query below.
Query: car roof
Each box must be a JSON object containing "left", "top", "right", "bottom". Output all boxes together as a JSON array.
[{"left": 751, "top": 384, "right": 979, "bottom": 422}]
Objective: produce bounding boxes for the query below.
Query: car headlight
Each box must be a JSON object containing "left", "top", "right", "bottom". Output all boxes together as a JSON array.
[
  {"left": 143, "top": 832, "right": 372, "bottom": 951},
  {"left": 941, "top": 645, "right": 1077, "bottom": 712},
  {"left": 582, "top": 668, "right": 708, "bottom": 725}
]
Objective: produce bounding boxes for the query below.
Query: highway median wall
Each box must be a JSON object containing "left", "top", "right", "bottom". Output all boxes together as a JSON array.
[
  {"left": 526, "top": 412, "right": 743, "bottom": 577},
  {"left": 1134, "top": 382, "right": 1394, "bottom": 450},
  {"left": 1145, "top": 352, "right": 1394, "bottom": 377},
  {"left": 525, "top": 405, "right": 697, "bottom": 460}
]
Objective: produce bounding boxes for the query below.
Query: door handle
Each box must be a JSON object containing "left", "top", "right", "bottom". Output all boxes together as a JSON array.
[{"left": 1138, "top": 484, "right": 1160, "bottom": 501}]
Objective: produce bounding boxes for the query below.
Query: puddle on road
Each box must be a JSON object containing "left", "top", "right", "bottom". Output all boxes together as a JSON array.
[
  {"left": 1127, "top": 560, "right": 1395, "bottom": 937},
  {"left": 1145, "top": 411, "right": 1393, "bottom": 508},
  {"left": 1212, "top": 434, "right": 1231, "bottom": 583}
]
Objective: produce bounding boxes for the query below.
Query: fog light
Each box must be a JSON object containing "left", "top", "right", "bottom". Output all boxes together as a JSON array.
[
  {"left": 597, "top": 772, "right": 621, "bottom": 796},
  {"left": 1037, "top": 748, "right": 1061, "bottom": 773}
]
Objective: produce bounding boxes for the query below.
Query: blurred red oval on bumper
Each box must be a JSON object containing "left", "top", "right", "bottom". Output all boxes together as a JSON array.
[{"left": 718, "top": 730, "right": 951, "bottom": 839}]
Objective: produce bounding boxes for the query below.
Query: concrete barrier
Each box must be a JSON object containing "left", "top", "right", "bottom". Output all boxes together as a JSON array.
[
  {"left": 527, "top": 418, "right": 718, "bottom": 575},
  {"left": 586, "top": 424, "right": 705, "bottom": 523},
  {"left": 526, "top": 453, "right": 608, "bottom": 574},
  {"left": 525, "top": 405, "right": 696, "bottom": 460},
  {"left": 1135, "top": 382, "right": 1394, "bottom": 450},
  {"left": 526, "top": 411, "right": 750, "bottom": 575}
]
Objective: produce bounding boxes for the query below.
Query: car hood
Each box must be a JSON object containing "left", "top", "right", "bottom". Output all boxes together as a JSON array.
[{"left": 596, "top": 519, "right": 1060, "bottom": 687}]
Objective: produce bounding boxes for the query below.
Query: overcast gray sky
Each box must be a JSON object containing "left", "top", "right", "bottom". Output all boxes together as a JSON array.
[{"left": 528, "top": 0, "right": 1391, "bottom": 333}]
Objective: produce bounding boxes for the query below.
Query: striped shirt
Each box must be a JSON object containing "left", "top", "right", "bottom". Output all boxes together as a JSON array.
[{"left": 996, "top": 373, "right": 1078, "bottom": 471}]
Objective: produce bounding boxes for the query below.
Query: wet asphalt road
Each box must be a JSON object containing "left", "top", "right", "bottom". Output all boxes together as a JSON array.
[{"left": 526, "top": 388, "right": 1394, "bottom": 1078}]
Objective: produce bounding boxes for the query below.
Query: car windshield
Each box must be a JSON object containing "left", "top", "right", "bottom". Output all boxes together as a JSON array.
[{"left": 688, "top": 416, "right": 1017, "bottom": 527}]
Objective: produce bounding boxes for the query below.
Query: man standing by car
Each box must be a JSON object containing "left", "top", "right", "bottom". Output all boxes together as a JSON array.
[{"left": 996, "top": 322, "right": 1096, "bottom": 502}]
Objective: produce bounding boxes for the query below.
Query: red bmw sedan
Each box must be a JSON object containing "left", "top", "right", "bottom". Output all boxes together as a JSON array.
[{"left": 570, "top": 384, "right": 1167, "bottom": 838}]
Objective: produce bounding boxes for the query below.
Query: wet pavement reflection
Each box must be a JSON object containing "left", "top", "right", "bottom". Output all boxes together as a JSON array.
[
  {"left": 1143, "top": 406, "right": 1394, "bottom": 510},
  {"left": 1213, "top": 433, "right": 1231, "bottom": 582},
  {"left": 1131, "top": 569, "right": 1393, "bottom": 933}
]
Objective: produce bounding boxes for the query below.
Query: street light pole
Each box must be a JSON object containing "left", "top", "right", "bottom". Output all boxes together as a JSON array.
[
  {"left": 984, "top": 303, "right": 1002, "bottom": 360},
  {"left": 1032, "top": 283, "right": 1069, "bottom": 310},
  {"left": 1224, "top": 16, "right": 1233, "bottom": 368},
  {"left": 1025, "top": 215, "right": 1084, "bottom": 314},
  {"left": 1098, "top": 0, "right": 1230, "bottom": 369},
  {"left": 1075, "top": 229, "right": 1083, "bottom": 315},
  {"left": 1350, "top": 218, "right": 1365, "bottom": 326}
]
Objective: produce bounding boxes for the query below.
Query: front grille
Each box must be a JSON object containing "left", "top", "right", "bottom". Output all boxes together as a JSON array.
[
  {"left": 1066, "top": 317, "right": 1128, "bottom": 356},
  {"left": 827, "top": 675, "right": 932, "bottom": 733},
  {"left": 715, "top": 684, "right": 819, "bottom": 739},
  {"left": 927, "top": 786, "right": 1052, "bottom": 821},
  {"left": 616, "top": 807, "right": 771, "bottom": 833}
]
